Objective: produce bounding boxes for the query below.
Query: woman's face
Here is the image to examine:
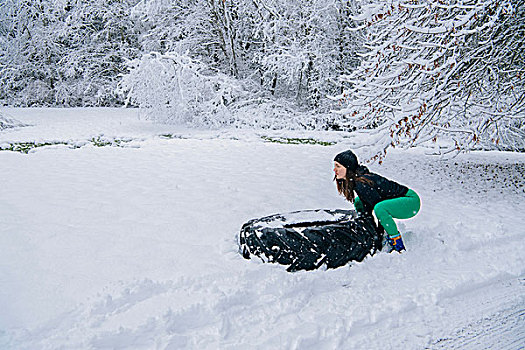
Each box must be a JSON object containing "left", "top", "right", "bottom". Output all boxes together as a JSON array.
[{"left": 334, "top": 161, "right": 347, "bottom": 179}]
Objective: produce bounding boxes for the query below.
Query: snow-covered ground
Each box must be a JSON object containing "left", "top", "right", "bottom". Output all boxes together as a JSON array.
[{"left": 1, "top": 108, "right": 524, "bottom": 349}]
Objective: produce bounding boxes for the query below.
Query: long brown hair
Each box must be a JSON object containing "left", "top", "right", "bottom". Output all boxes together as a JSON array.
[{"left": 335, "top": 166, "right": 372, "bottom": 203}]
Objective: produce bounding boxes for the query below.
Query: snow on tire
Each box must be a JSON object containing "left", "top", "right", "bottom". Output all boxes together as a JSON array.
[{"left": 239, "top": 209, "right": 384, "bottom": 272}]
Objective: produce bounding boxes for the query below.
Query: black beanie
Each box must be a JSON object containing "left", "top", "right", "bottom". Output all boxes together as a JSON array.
[{"left": 334, "top": 150, "right": 358, "bottom": 172}]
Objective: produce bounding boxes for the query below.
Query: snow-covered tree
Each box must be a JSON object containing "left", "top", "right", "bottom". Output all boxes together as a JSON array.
[
  {"left": 334, "top": 0, "right": 525, "bottom": 157},
  {"left": 54, "top": 0, "right": 142, "bottom": 106},
  {"left": 130, "top": 0, "right": 363, "bottom": 112},
  {"left": 118, "top": 51, "right": 246, "bottom": 126},
  {"left": 1, "top": 0, "right": 366, "bottom": 116},
  {"left": 251, "top": 0, "right": 360, "bottom": 108},
  {"left": 131, "top": 0, "right": 246, "bottom": 77},
  {"left": 0, "top": 0, "right": 142, "bottom": 106},
  {"left": 0, "top": 0, "right": 63, "bottom": 105}
]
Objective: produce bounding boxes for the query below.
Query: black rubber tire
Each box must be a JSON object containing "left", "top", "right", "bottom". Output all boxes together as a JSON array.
[{"left": 239, "top": 209, "right": 384, "bottom": 272}]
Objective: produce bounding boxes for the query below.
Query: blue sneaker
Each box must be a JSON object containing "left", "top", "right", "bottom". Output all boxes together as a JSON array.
[{"left": 387, "top": 233, "right": 406, "bottom": 252}]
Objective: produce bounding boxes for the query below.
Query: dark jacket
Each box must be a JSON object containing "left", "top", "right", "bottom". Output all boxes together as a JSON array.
[{"left": 355, "top": 171, "right": 409, "bottom": 214}]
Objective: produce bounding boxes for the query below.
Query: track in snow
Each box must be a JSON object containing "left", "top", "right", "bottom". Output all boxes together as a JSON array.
[{"left": 429, "top": 303, "right": 524, "bottom": 349}]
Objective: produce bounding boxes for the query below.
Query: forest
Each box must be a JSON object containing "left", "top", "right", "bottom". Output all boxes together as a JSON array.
[{"left": 1, "top": 0, "right": 524, "bottom": 153}]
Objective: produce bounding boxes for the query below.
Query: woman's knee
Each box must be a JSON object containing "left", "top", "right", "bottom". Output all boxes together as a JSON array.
[{"left": 406, "top": 190, "right": 421, "bottom": 215}]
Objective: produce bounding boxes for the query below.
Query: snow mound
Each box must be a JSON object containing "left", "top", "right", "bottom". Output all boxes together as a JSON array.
[{"left": 0, "top": 112, "right": 29, "bottom": 130}]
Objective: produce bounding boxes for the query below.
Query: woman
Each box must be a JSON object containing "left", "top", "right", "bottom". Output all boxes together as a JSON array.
[{"left": 333, "top": 150, "right": 420, "bottom": 252}]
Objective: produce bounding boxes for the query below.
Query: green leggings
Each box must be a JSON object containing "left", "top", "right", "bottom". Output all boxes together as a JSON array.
[{"left": 356, "top": 189, "right": 420, "bottom": 237}]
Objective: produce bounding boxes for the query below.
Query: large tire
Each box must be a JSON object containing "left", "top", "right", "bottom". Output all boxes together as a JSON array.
[{"left": 239, "top": 209, "right": 384, "bottom": 272}]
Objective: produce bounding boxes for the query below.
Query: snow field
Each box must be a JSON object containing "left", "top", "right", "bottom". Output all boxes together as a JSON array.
[{"left": 0, "top": 109, "right": 524, "bottom": 349}]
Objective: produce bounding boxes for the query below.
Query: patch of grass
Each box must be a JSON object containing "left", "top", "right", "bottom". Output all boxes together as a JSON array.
[
  {"left": 159, "top": 133, "right": 185, "bottom": 139},
  {"left": 0, "top": 141, "right": 70, "bottom": 154},
  {"left": 90, "top": 136, "right": 113, "bottom": 147},
  {"left": 1, "top": 135, "right": 134, "bottom": 154},
  {"left": 261, "top": 136, "right": 335, "bottom": 146},
  {"left": 90, "top": 136, "right": 132, "bottom": 147}
]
